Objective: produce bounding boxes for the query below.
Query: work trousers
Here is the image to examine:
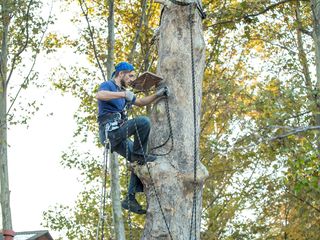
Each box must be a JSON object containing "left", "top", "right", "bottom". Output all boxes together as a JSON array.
[{"left": 99, "top": 116, "right": 151, "bottom": 195}]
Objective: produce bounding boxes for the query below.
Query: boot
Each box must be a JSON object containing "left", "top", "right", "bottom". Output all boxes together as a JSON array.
[{"left": 121, "top": 197, "right": 147, "bottom": 214}]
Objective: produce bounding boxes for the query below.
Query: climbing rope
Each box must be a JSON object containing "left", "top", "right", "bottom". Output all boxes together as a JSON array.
[
  {"left": 96, "top": 139, "right": 110, "bottom": 240},
  {"left": 125, "top": 114, "right": 134, "bottom": 240},
  {"left": 188, "top": 3, "right": 198, "bottom": 240},
  {"left": 126, "top": 105, "right": 174, "bottom": 240},
  {"left": 150, "top": 95, "right": 174, "bottom": 156}
]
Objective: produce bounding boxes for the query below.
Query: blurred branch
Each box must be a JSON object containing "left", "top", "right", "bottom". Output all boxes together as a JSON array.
[
  {"left": 286, "top": 189, "right": 320, "bottom": 213},
  {"left": 128, "top": 0, "right": 148, "bottom": 63},
  {"left": 78, "top": 0, "right": 106, "bottom": 81},
  {"left": 6, "top": 0, "right": 33, "bottom": 86},
  {"left": 6, "top": 0, "right": 54, "bottom": 116},
  {"left": 270, "top": 126, "right": 320, "bottom": 141},
  {"left": 208, "top": 0, "right": 295, "bottom": 28}
]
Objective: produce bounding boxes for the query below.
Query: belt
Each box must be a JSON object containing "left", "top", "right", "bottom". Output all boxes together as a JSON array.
[{"left": 102, "top": 112, "right": 125, "bottom": 132}]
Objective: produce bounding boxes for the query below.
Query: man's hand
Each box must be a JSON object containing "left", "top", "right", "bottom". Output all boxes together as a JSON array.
[
  {"left": 156, "top": 86, "right": 169, "bottom": 97},
  {"left": 125, "top": 90, "right": 135, "bottom": 102}
]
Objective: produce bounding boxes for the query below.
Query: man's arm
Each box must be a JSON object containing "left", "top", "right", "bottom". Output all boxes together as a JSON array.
[
  {"left": 134, "top": 94, "right": 159, "bottom": 107},
  {"left": 96, "top": 90, "right": 126, "bottom": 101},
  {"left": 134, "top": 86, "right": 169, "bottom": 107}
]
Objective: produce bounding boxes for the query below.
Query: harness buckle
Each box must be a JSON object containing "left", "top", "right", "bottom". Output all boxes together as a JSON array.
[{"left": 105, "top": 112, "right": 123, "bottom": 132}]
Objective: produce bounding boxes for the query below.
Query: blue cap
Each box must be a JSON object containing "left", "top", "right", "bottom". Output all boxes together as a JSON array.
[{"left": 112, "top": 62, "right": 134, "bottom": 77}]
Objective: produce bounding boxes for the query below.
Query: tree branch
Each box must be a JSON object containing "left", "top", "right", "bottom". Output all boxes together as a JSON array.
[
  {"left": 208, "top": 0, "right": 295, "bottom": 28},
  {"left": 6, "top": 0, "right": 54, "bottom": 117},
  {"left": 6, "top": 0, "right": 33, "bottom": 86},
  {"left": 250, "top": 37, "right": 298, "bottom": 55},
  {"left": 128, "top": 0, "right": 148, "bottom": 63},
  {"left": 286, "top": 189, "right": 320, "bottom": 213},
  {"left": 270, "top": 126, "right": 320, "bottom": 141},
  {"left": 78, "top": 0, "right": 107, "bottom": 81}
]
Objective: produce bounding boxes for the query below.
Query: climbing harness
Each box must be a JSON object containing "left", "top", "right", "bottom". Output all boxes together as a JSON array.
[{"left": 95, "top": 133, "right": 110, "bottom": 240}]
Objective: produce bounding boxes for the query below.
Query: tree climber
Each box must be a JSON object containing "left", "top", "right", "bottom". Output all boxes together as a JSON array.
[{"left": 96, "top": 61, "right": 168, "bottom": 214}]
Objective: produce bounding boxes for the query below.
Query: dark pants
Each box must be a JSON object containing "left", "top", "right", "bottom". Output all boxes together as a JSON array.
[{"left": 99, "top": 116, "right": 151, "bottom": 195}]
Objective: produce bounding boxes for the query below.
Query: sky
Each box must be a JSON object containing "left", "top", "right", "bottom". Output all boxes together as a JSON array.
[
  {"left": 8, "top": 92, "right": 82, "bottom": 235},
  {"left": 5, "top": 1, "right": 88, "bottom": 238}
]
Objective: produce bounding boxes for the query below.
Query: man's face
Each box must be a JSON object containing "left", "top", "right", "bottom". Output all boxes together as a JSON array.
[{"left": 120, "top": 71, "right": 136, "bottom": 88}]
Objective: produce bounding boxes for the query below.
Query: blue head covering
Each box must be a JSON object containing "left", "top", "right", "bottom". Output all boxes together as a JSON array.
[{"left": 112, "top": 62, "right": 135, "bottom": 78}]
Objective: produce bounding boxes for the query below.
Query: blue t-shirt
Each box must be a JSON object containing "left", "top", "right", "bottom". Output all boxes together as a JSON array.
[{"left": 97, "top": 80, "right": 136, "bottom": 123}]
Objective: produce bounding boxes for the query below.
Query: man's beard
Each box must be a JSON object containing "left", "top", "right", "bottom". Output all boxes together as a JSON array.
[{"left": 120, "top": 78, "right": 127, "bottom": 88}]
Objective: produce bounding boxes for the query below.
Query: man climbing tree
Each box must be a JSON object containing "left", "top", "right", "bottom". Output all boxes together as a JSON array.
[{"left": 96, "top": 61, "right": 168, "bottom": 214}]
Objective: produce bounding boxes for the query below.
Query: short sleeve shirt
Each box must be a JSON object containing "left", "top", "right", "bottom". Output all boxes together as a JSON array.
[{"left": 97, "top": 80, "right": 136, "bottom": 123}]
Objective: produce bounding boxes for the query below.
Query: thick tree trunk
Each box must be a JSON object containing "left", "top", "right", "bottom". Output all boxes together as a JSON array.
[
  {"left": 136, "top": 1, "right": 208, "bottom": 239},
  {"left": 0, "top": 0, "right": 13, "bottom": 232}
]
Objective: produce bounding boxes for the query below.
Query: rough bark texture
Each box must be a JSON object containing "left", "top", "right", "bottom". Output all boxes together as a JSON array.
[{"left": 135, "top": 2, "right": 208, "bottom": 239}]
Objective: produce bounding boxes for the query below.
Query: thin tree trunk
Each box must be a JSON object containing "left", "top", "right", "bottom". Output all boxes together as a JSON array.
[
  {"left": 110, "top": 153, "right": 125, "bottom": 240},
  {"left": 106, "top": 0, "right": 125, "bottom": 238},
  {"left": 136, "top": 1, "right": 208, "bottom": 239},
  {"left": 128, "top": 0, "right": 148, "bottom": 63},
  {"left": 106, "top": 0, "right": 115, "bottom": 80},
  {"left": 295, "top": 1, "right": 313, "bottom": 91},
  {"left": 311, "top": 0, "right": 320, "bottom": 186},
  {"left": 296, "top": 1, "right": 320, "bottom": 164},
  {"left": 0, "top": 0, "right": 13, "bottom": 232}
]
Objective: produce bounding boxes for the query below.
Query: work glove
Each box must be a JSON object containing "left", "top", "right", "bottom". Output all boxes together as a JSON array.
[
  {"left": 125, "top": 90, "right": 135, "bottom": 102},
  {"left": 156, "top": 86, "right": 170, "bottom": 97}
]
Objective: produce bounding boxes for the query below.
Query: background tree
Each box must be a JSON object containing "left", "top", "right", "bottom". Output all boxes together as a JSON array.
[{"left": 0, "top": 0, "right": 51, "bottom": 236}]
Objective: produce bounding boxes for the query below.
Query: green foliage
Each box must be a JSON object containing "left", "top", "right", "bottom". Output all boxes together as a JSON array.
[
  {"left": 1, "top": 0, "right": 53, "bottom": 125},
  {"left": 43, "top": 0, "right": 320, "bottom": 239}
]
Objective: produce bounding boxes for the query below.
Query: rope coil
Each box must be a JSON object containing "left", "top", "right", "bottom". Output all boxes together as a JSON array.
[{"left": 151, "top": 95, "right": 174, "bottom": 156}]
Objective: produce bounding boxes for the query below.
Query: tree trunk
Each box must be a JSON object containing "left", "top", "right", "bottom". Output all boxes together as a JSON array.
[
  {"left": 110, "top": 153, "right": 125, "bottom": 240},
  {"left": 311, "top": 0, "right": 320, "bottom": 161},
  {"left": 0, "top": 0, "right": 13, "bottom": 233},
  {"left": 106, "top": 0, "right": 115, "bottom": 80},
  {"left": 105, "top": 1, "right": 125, "bottom": 238},
  {"left": 136, "top": 2, "right": 208, "bottom": 239}
]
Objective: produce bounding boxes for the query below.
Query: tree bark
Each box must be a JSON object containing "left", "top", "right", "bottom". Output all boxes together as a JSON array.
[
  {"left": 106, "top": 0, "right": 115, "bottom": 80},
  {"left": 110, "top": 153, "right": 125, "bottom": 240},
  {"left": 135, "top": 1, "right": 208, "bottom": 239},
  {"left": 311, "top": 0, "right": 320, "bottom": 183},
  {"left": 105, "top": 1, "right": 125, "bottom": 238},
  {"left": 0, "top": 0, "right": 13, "bottom": 231}
]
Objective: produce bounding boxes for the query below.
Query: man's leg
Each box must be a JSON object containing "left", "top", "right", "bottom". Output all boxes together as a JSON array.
[
  {"left": 112, "top": 139, "right": 146, "bottom": 214},
  {"left": 112, "top": 139, "right": 143, "bottom": 194},
  {"left": 125, "top": 116, "right": 156, "bottom": 163}
]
